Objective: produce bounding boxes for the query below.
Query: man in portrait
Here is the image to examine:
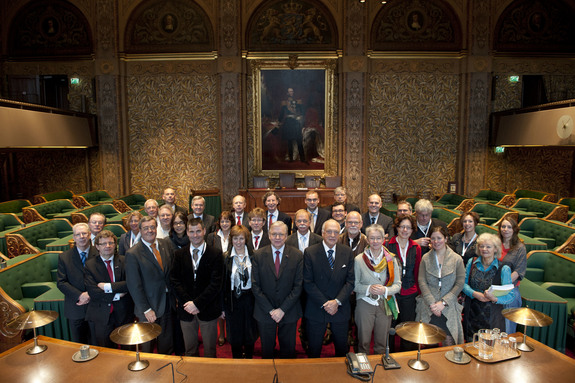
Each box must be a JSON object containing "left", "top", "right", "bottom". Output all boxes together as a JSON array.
[{"left": 279, "top": 87, "right": 307, "bottom": 164}]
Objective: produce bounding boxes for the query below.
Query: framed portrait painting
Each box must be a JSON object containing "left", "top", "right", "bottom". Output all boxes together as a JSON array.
[{"left": 250, "top": 60, "right": 336, "bottom": 176}]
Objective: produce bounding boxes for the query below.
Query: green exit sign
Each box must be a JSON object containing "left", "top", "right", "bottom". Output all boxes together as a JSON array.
[
  {"left": 509, "top": 76, "right": 519, "bottom": 83},
  {"left": 70, "top": 78, "right": 80, "bottom": 85},
  {"left": 494, "top": 146, "right": 505, "bottom": 153}
]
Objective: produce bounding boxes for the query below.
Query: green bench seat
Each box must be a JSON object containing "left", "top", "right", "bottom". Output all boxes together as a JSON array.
[
  {"left": 0, "top": 252, "right": 69, "bottom": 353},
  {"left": 558, "top": 198, "right": 575, "bottom": 220},
  {"left": 5, "top": 219, "right": 73, "bottom": 258},
  {"left": 434, "top": 193, "right": 475, "bottom": 212},
  {"left": 511, "top": 198, "right": 569, "bottom": 222},
  {"left": 469, "top": 202, "right": 519, "bottom": 228},
  {"left": 71, "top": 204, "right": 130, "bottom": 226},
  {"left": 0, "top": 214, "right": 24, "bottom": 255},
  {"left": 113, "top": 193, "right": 148, "bottom": 213},
  {"left": 519, "top": 218, "right": 575, "bottom": 253},
  {"left": 473, "top": 189, "right": 515, "bottom": 208},
  {"left": 73, "top": 190, "right": 114, "bottom": 208},
  {"left": 0, "top": 199, "right": 32, "bottom": 219},
  {"left": 513, "top": 188, "right": 558, "bottom": 203},
  {"left": 32, "top": 190, "right": 75, "bottom": 205},
  {"left": 22, "top": 199, "right": 80, "bottom": 224}
]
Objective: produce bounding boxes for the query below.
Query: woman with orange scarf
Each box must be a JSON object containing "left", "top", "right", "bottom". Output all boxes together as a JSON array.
[{"left": 354, "top": 224, "right": 401, "bottom": 354}]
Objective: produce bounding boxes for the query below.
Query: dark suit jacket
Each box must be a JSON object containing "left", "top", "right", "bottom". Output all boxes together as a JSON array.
[
  {"left": 291, "top": 208, "right": 330, "bottom": 235},
  {"left": 118, "top": 231, "right": 139, "bottom": 256},
  {"left": 125, "top": 238, "right": 174, "bottom": 319},
  {"left": 285, "top": 231, "right": 323, "bottom": 253},
  {"left": 411, "top": 218, "right": 448, "bottom": 240},
  {"left": 361, "top": 212, "right": 395, "bottom": 238},
  {"left": 233, "top": 212, "right": 250, "bottom": 227},
  {"left": 174, "top": 204, "right": 188, "bottom": 215},
  {"left": 170, "top": 244, "right": 223, "bottom": 322},
  {"left": 84, "top": 255, "right": 133, "bottom": 325},
  {"left": 248, "top": 232, "right": 270, "bottom": 253},
  {"left": 187, "top": 213, "right": 216, "bottom": 235},
  {"left": 251, "top": 244, "right": 303, "bottom": 324},
  {"left": 265, "top": 210, "right": 292, "bottom": 235},
  {"left": 205, "top": 231, "right": 232, "bottom": 254},
  {"left": 57, "top": 245, "right": 98, "bottom": 320},
  {"left": 303, "top": 243, "right": 355, "bottom": 323}
]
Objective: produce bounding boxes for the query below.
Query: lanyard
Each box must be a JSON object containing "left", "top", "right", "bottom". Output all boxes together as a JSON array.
[
  {"left": 461, "top": 233, "right": 477, "bottom": 258},
  {"left": 434, "top": 251, "right": 443, "bottom": 288},
  {"left": 398, "top": 241, "right": 408, "bottom": 277}
]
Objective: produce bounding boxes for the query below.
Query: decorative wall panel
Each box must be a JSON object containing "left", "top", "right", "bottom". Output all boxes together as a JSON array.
[
  {"left": 371, "top": 0, "right": 462, "bottom": 51},
  {"left": 246, "top": 0, "right": 338, "bottom": 51},
  {"left": 126, "top": 67, "right": 219, "bottom": 199},
  {"left": 14, "top": 150, "right": 88, "bottom": 198},
  {"left": 8, "top": 0, "right": 93, "bottom": 57},
  {"left": 486, "top": 148, "right": 574, "bottom": 197},
  {"left": 368, "top": 71, "right": 459, "bottom": 198}
]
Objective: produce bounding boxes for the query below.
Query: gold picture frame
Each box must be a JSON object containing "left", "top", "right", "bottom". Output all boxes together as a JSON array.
[{"left": 250, "top": 59, "right": 336, "bottom": 177}]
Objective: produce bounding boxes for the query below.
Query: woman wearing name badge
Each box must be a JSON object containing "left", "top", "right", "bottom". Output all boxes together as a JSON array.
[
  {"left": 119, "top": 211, "right": 142, "bottom": 255},
  {"left": 354, "top": 224, "right": 401, "bottom": 354},
  {"left": 416, "top": 226, "right": 465, "bottom": 345},
  {"left": 498, "top": 218, "right": 526, "bottom": 334},
  {"left": 462, "top": 233, "right": 515, "bottom": 341},
  {"left": 449, "top": 211, "right": 480, "bottom": 267},
  {"left": 222, "top": 225, "right": 257, "bottom": 358},
  {"left": 385, "top": 213, "right": 422, "bottom": 351}
]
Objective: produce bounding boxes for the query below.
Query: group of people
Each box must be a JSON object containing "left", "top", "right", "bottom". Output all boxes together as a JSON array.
[{"left": 57, "top": 186, "right": 525, "bottom": 359}]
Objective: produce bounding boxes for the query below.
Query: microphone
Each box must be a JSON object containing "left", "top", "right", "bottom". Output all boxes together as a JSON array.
[{"left": 382, "top": 327, "right": 401, "bottom": 370}]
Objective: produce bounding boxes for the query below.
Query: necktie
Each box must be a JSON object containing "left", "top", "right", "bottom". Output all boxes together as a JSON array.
[
  {"left": 274, "top": 250, "right": 281, "bottom": 276},
  {"left": 299, "top": 235, "right": 306, "bottom": 252},
  {"left": 237, "top": 215, "right": 241, "bottom": 225},
  {"left": 310, "top": 212, "right": 316, "bottom": 232},
  {"left": 254, "top": 235, "right": 260, "bottom": 249},
  {"left": 80, "top": 251, "right": 87, "bottom": 266},
  {"left": 328, "top": 249, "right": 335, "bottom": 270},
  {"left": 151, "top": 243, "right": 163, "bottom": 270},
  {"left": 269, "top": 214, "right": 273, "bottom": 229},
  {"left": 371, "top": 217, "right": 376, "bottom": 225},
  {"left": 193, "top": 248, "right": 199, "bottom": 263},
  {"left": 104, "top": 260, "right": 114, "bottom": 313}
]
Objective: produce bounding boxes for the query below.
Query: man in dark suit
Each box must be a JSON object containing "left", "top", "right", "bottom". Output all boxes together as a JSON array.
[
  {"left": 188, "top": 195, "right": 216, "bottom": 235},
  {"left": 286, "top": 209, "right": 323, "bottom": 253},
  {"left": 291, "top": 190, "right": 330, "bottom": 235},
  {"left": 57, "top": 222, "right": 98, "bottom": 344},
  {"left": 125, "top": 216, "right": 175, "bottom": 354},
  {"left": 361, "top": 193, "right": 394, "bottom": 238},
  {"left": 252, "top": 221, "right": 303, "bottom": 358},
  {"left": 232, "top": 195, "right": 250, "bottom": 227},
  {"left": 332, "top": 186, "right": 360, "bottom": 214},
  {"left": 84, "top": 230, "right": 133, "bottom": 348},
  {"left": 263, "top": 191, "right": 292, "bottom": 235},
  {"left": 411, "top": 199, "right": 448, "bottom": 249},
  {"left": 331, "top": 203, "right": 347, "bottom": 234},
  {"left": 304, "top": 219, "right": 355, "bottom": 358},
  {"left": 170, "top": 218, "right": 223, "bottom": 357},
  {"left": 162, "top": 187, "right": 188, "bottom": 215},
  {"left": 248, "top": 207, "right": 270, "bottom": 252}
]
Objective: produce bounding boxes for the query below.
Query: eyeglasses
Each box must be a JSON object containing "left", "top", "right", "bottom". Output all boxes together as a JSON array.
[
  {"left": 398, "top": 225, "right": 413, "bottom": 230},
  {"left": 98, "top": 242, "right": 115, "bottom": 247}
]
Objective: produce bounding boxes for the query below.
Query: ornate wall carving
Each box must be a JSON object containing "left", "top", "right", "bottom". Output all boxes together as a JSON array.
[
  {"left": 126, "top": 64, "right": 219, "bottom": 198},
  {"left": 371, "top": 0, "right": 462, "bottom": 51},
  {"left": 343, "top": 74, "right": 363, "bottom": 206},
  {"left": 8, "top": 0, "right": 93, "bottom": 57},
  {"left": 220, "top": 75, "right": 242, "bottom": 207},
  {"left": 494, "top": 0, "right": 575, "bottom": 53},
  {"left": 471, "top": 0, "right": 489, "bottom": 54},
  {"left": 125, "top": 0, "right": 214, "bottom": 53},
  {"left": 368, "top": 70, "right": 459, "bottom": 197},
  {"left": 246, "top": 0, "right": 338, "bottom": 51},
  {"left": 465, "top": 74, "right": 490, "bottom": 197}
]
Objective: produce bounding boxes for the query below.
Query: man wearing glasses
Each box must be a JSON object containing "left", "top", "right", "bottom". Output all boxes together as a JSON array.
[{"left": 84, "top": 230, "right": 133, "bottom": 347}]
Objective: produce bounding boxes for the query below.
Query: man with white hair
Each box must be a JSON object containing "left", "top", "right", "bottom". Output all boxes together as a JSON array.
[
  {"left": 188, "top": 195, "right": 216, "bottom": 235},
  {"left": 411, "top": 199, "right": 448, "bottom": 248}
]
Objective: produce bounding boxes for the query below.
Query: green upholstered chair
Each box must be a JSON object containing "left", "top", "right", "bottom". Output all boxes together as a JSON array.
[
  {"left": 32, "top": 190, "right": 75, "bottom": 205},
  {"left": 73, "top": 190, "right": 114, "bottom": 208},
  {"left": 0, "top": 199, "right": 32, "bottom": 219},
  {"left": 5, "top": 219, "right": 73, "bottom": 258},
  {"left": 473, "top": 189, "right": 515, "bottom": 208},
  {"left": 0, "top": 214, "right": 24, "bottom": 255},
  {"left": 22, "top": 199, "right": 79, "bottom": 224},
  {"left": 513, "top": 188, "right": 558, "bottom": 203},
  {"left": 511, "top": 198, "right": 569, "bottom": 222}
]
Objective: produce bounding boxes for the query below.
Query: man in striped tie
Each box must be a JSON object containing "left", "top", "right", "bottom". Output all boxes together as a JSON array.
[{"left": 303, "top": 219, "right": 355, "bottom": 358}]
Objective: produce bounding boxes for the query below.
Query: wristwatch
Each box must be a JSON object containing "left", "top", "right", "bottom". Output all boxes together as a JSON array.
[{"left": 441, "top": 299, "right": 448, "bottom": 307}]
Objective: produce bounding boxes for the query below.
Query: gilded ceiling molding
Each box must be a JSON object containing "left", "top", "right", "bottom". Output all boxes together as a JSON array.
[
  {"left": 126, "top": 61, "right": 214, "bottom": 75},
  {"left": 371, "top": 59, "right": 459, "bottom": 74}
]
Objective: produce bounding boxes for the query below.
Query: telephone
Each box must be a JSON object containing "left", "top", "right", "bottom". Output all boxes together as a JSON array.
[{"left": 346, "top": 352, "right": 373, "bottom": 381}]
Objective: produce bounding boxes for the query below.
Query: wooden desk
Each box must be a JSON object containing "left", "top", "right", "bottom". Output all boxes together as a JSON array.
[
  {"left": 240, "top": 188, "right": 336, "bottom": 216},
  {"left": 1, "top": 336, "right": 574, "bottom": 382}
]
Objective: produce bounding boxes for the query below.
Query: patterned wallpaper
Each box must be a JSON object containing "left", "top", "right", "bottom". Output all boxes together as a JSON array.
[
  {"left": 126, "top": 68, "right": 220, "bottom": 199},
  {"left": 367, "top": 71, "right": 459, "bottom": 198},
  {"left": 14, "top": 150, "right": 88, "bottom": 198}
]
